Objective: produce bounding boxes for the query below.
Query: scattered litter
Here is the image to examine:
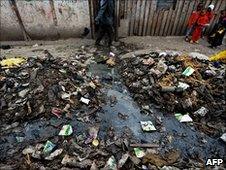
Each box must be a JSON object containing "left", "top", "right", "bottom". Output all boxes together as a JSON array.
[
  {"left": 193, "top": 107, "right": 208, "bottom": 117},
  {"left": 16, "top": 136, "right": 25, "bottom": 143},
  {"left": 182, "top": 66, "right": 195, "bottom": 76},
  {"left": 106, "top": 57, "right": 116, "bottom": 66},
  {"left": 52, "top": 108, "right": 62, "bottom": 118},
  {"left": 104, "top": 156, "right": 117, "bottom": 170},
  {"left": 220, "top": 133, "right": 226, "bottom": 143},
  {"left": 140, "top": 121, "right": 156, "bottom": 131},
  {"left": 59, "top": 124, "right": 73, "bottom": 136},
  {"left": 92, "top": 139, "right": 99, "bottom": 147},
  {"left": 0, "top": 57, "right": 26, "bottom": 68},
  {"left": 45, "top": 148, "right": 63, "bottom": 160},
  {"left": 175, "top": 113, "right": 193, "bottom": 123},
  {"left": 80, "top": 97, "right": 90, "bottom": 105},
  {"left": 118, "top": 153, "right": 129, "bottom": 168},
  {"left": 110, "top": 52, "right": 115, "bottom": 57},
  {"left": 134, "top": 148, "right": 145, "bottom": 158},
  {"left": 177, "top": 82, "right": 189, "bottom": 90},
  {"left": 43, "top": 140, "right": 56, "bottom": 154}
]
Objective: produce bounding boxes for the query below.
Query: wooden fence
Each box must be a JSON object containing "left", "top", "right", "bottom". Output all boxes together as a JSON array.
[{"left": 89, "top": 0, "right": 226, "bottom": 38}]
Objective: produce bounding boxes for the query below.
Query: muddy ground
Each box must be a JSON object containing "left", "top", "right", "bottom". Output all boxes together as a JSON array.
[{"left": 0, "top": 37, "right": 225, "bottom": 169}]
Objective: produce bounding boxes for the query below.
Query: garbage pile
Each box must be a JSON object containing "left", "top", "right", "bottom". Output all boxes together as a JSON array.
[
  {"left": 0, "top": 49, "right": 102, "bottom": 124},
  {"left": 120, "top": 52, "right": 225, "bottom": 136}
]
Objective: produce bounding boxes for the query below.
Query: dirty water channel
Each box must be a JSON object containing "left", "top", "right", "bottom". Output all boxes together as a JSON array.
[{"left": 0, "top": 47, "right": 225, "bottom": 168}]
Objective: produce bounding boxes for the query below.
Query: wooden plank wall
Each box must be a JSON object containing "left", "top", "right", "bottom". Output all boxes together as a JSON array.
[{"left": 113, "top": 0, "right": 225, "bottom": 36}]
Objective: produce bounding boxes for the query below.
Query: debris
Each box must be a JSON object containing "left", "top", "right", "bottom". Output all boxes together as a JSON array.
[
  {"left": 16, "top": 136, "right": 25, "bottom": 143},
  {"left": 52, "top": 107, "right": 62, "bottom": 118},
  {"left": 18, "top": 89, "right": 29, "bottom": 98},
  {"left": 109, "top": 52, "right": 115, "bottom": 57},
  {"left": 90, "top": 161, "right": 98, "bottom": 170},
  {"left": 177, "top": 82, "right": 189, "bottom": 90},
  {"left": 143, "top": 150, "right": 180, "bottom": 167},
  {"left": 140, "top": 121, "right": 156, "bottom": 132},
  {"left": 193, "top": 107, "right": 208, "bottom": 117},
  {"left": 45, "top": 148, "right": 63, "bottom": 160},
  {"left": 106, "top": 57, "right": 116, "bottom": 66},
  {"left": 134, "top": 148, "right": 145, "bottom": 158},
  {"left": 59, "top": 124, "right": 73, "bottom": 136},
  {"left": 85, "top": 126, "right": 99, "bottom": 144},
  {"left": 43, "top": 140, "right": 56, "bottom": 154},
  {"left": 182, "top": 66, "right": 195, "bottom": 76},
  {"left": 175, "top": 113, "right": 193, "bottom": 123},
  {"left": 209, "top": 50, "right": 226, "bottom": 63},
  {"left": 118, "top": 153, "right": 129, "bottom": 168},
  {"left": 0, "top": 57, "right": 26, "bottom": 68},
  {"left": 104, "top": 156, "right": 117, "bottom": 170},
  {"left": 22, "top": 146, "right": 35, "bottom": 155},
  {"left": 142, "top": 57, "right": 155, "bottom": 66},
  {"left": 89, "top": 81, "right": 96, "bottom": 89},
  {"left": 80, "top": 97, "right": 90, "bottom": 105},
  {"left": 92, "top": 139, "right": 99, "bottom": 147},
  {"left": 130, "top": 143, "right": 159, "bottom": 148},
  {"left": 220, "top": 133, "right": 226, "bottom": 143}
]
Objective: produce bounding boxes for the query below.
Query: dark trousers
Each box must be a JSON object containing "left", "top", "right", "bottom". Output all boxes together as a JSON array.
[{"left": 95, "top": 24, "right": 113, "bottom": 46}]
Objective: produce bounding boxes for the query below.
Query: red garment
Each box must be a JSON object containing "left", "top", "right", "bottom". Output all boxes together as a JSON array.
[
  {"left": 206, "top": 11, "right": 214, "bottom": 23},
  {"left": 188, "top": 11, "right": 200, "bottom": 27},
  {"left": 192, "top": 15, "right": 209, "bottom": 41}
]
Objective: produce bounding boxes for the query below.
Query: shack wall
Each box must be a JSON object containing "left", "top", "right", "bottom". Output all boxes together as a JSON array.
[{"left": 115, "top": 0, "right": 225, "bottom": 37}]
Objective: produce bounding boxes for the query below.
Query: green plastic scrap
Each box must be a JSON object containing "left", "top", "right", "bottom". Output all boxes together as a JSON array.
[
  {"left": 43, "top": 140, "right": 56, "bottom": 154},
  {"left": 134, "top": 148, "right": 145, "bottom": 158},
  {"left": 59, "top": 124, "right": 73, "bottom": 136},
  {"left": 182, "top": 66, "right": 195, "bottom": 76}
]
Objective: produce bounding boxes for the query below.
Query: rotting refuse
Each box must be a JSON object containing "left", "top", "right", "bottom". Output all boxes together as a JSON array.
[{"left": 0, "top": 45, "right": 225, "bottom": 169}]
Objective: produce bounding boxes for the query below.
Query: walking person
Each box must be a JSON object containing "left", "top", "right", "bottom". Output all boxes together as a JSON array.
[
  {"left": 185, "top": 3, "right": 203, "bottom": 42},
  {"left": 190, "top": 9, "right": 209, "bottom": 44},
  {"left": 95, "top": 0, "right": 115, "bottom": 47}
]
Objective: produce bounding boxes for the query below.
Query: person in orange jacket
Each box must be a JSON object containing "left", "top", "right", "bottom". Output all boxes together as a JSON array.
[
  {"left": 190, "top": 9, "right": 209, "bottom": 44},
  {"left": 202, "top": 4, "right": 215, "bottom": 37},
  {"left": 185, "top": 3, "right": 203, "bottom": 41}
]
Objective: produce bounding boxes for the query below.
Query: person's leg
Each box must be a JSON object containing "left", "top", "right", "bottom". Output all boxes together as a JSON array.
[
  {"left": 191, "top": 26, "right": 202, "bottom": 43},
  {"left": 95, "top": 25, "right": 106, "bottom": 45},
  {"left": 106, "top": 25, "right": 114, "bottom": 47}
]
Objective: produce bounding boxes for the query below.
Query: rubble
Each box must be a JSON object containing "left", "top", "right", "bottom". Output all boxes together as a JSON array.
[
  {"left": 120, "top": 51, "right": 225, "bottom": 136},
  {"left": 0, "top": 45, "right": 225, "bottom": 169}
]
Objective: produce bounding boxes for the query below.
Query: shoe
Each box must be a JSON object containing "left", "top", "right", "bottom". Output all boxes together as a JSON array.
[
  {"left": 194, "top": 41, "right": 199, "bottom": 44},
  {"left": 189, "top": 40, "right": 194, "bottom": 44}
]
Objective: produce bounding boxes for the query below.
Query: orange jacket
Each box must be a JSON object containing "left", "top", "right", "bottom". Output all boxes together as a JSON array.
[
  {"left": 206, "top": 11, "right": 214, "bottom": 23},
  {"left": 188, "top": 11, "right": 200, "bottom": 27},
  {"left": 197, "top": 14, "right": 209, "bottom": 27}
]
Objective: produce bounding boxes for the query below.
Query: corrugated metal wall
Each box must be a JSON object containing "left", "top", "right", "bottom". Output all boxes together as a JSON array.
[
  {"left": 120, "top": 0, "right": 225, "bottom": 36},
  {"left": 90, "top": 0, "right": 225, "bottom": 37}
]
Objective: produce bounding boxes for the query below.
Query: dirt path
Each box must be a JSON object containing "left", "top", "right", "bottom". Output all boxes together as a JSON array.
[{"left": 121, "top": 36, "right": 225, "bottom": 56}]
